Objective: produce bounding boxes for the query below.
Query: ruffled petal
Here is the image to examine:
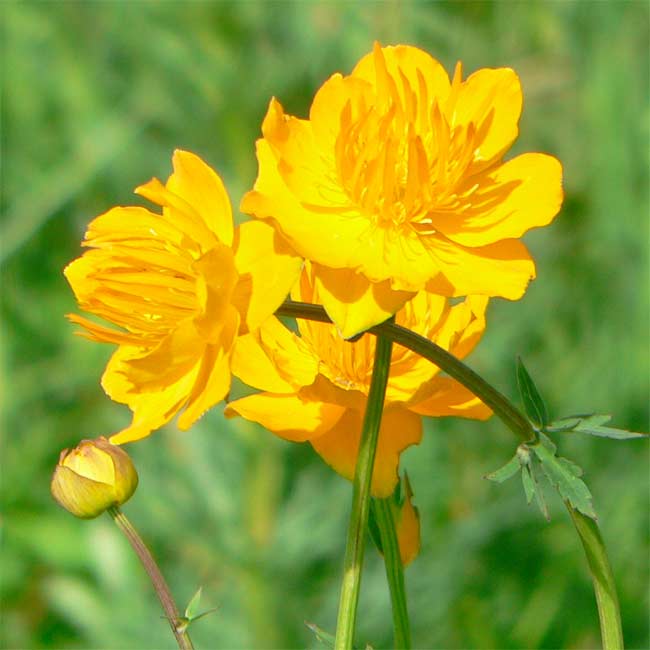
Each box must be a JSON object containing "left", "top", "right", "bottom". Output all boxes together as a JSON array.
[
  {"left": 177, "top": 306, "right": 240, "bottom": 429},
  {"left": 424, "top": 236, "right": 536, "bottom": 300},
  {"left": 105, "top": 347, "right": 200, "bottom": 444},
  {"left": 225, "top": 393, "right": 346, "bottom": 442},
  {"left": 167, "top": 149, "right": 234, "bottom": 246},
  {"left": 232, "top": 220, "right": 303, "bottom": 332},
  {"left": 241, "top": 131, "right": 370, "bottom": 270},
  {"left": 434, "top": 154, "right": 563, "bottom": 247},
  {"left": 310, "top": 407, "right": 422, "bottom": 497},
  {"left": 313, "top": 263, "right": 415, "bottom": 338},
  {"left": 452, "top": 67, "right": 522, "bottom": 163},
  {"left": 408, "top": 376, "right": 492, "bottom": 420}
]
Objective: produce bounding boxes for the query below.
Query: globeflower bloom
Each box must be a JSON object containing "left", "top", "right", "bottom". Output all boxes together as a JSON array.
[
  {"left": 226, "top": 266, "right": 491, "bottom": 497},
  {"left": 65, "top": 150, "right": 301, "bottom": 443},
  {"left": 51, "top": 437, "right": 138, "bottom": 519},
  {"left": 242, "top": 43, "right": 563, "bottom": 337}
]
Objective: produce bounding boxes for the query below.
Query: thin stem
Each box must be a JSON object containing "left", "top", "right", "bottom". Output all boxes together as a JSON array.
[
  {"left": 334, "top": 331, "right": 393, "bottom": 650},
  {"left": 371, "top": 498, "right": 411, "bottom": 649},
  {"left": 108, "top": 506, "right": 194, "bottom": 650},
  {"left": 276, "top": 300, "right": 624, "bottom": 650},
  {"left": 567, "top": 507, "right": 624, "bottom": 650}
]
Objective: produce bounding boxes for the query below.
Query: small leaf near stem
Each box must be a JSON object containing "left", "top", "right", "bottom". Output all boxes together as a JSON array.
[
  {"left": 516, "top": 357, "right": 549, "bottom": 428},
  {"left": 334, "top": 330, "right": 393, "bottom": 650},
  {"left": 108, "top": 506, "right": 193, "bottom": 650}
]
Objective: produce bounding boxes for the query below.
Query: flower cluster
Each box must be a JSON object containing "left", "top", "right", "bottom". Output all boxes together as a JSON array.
[{"left": 59, "top": 43, "right": 562, "bottom": 526}]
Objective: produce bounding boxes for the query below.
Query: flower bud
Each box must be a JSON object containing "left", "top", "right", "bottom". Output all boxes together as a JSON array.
[{"left": 51, "top": 437, "right": 138, "bottom": 518}]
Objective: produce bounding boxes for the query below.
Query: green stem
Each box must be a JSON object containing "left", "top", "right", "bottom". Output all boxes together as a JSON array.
[
  {"left": 108, "top": 506, "right": 194, "bottom": 650},
  {"left": 334, "top": 331, "right": 393, "bottom": 650},
  {"left": 276, "top": 300, "right": 624, "bottom": 650},
  {"left": 568, "top": 507, "right": 624, "bottom": 649},
  {"left": 371, "top": 498, "right": 411, "bottom": 649}
]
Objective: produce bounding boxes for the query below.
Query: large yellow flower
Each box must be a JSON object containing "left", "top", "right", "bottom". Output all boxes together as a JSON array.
[
  {"left": 66, "top": 150, "right": 302, "bottom": 443},
  {"left": 242, "top": 43, "right": 563, "bottom": 337},
  {"left": 226, "top": 266, "right": 491, "bottom": 497}
]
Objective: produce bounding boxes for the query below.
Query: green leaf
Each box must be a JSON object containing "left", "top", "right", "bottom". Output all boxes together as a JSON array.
[
  {"left": 532, "top": 433, "right": 597, "bottom": 519},
  {"left": 485, "top": 453, "right": 521, "bottom": 483},
  {"left": 305, "top": 622, "right": 335, "bottom": 648},
  {"left": 573, "top": 423, "right": 648, "bottom": 440},
  {"left": 521, "top": 465, "right": 536, "bottom": 505},
  {"left": 516, "top": 357, "right": 549, "bottom": 428},
  {"left": 184, "top": 586, "right": 203, "bottom": 620},
  {"left": 546, "top": 413, "right": 648, "bottom": 439}
]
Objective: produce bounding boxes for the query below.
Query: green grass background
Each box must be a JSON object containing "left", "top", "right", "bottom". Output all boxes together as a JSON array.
[{"left": 1, "top": 2, "right": 648, "bottom": 648}]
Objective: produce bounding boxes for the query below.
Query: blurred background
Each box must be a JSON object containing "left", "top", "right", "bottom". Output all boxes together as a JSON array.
[{"left": 1, "top": 2, "right": 648, "bottom": 649}]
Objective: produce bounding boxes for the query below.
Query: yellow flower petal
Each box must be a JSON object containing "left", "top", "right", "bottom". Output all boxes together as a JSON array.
[
  {"left": 409, "top": 376, "right": 492, "bottom": 420},
  {"left": 232, "top": 220, "right": 302, "bottom": 332},
  {"left": 167, "top": 149, "right": 234, "bottom": 246},
  {"left": 453, "top": 66, "right": 522, "bottom": 163},
  {"left": 425, "top": 236, "right": 536, "bottom": 300},
  {"left": 105, "top": 347, "right": 200, "bottom": 444},
  {"left": 433, "top": 154, "right": 564, "bottom": 247},
  {"left": 225, "top": 393, "right": 346, "bottom": 442},
  {"left": 313, "top": 263, "right": 415, "bottom": 339},
  {"left": 310, "top": 407, "right": 422, "bottom": 498}
]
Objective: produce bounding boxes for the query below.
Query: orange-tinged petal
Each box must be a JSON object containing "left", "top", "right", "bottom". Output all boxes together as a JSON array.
[
  {"left": 310, "top": 407, "right": 422, "bottom": 497},
  {"left": 394, "top": 475, "right": 420, "bottom": 566},
  {"left": 241, "top": 140, "right": 369, "bottom": 270},
  {"left": 409, "top": 376, "right": 491, "bottom": 420},
  {"left": 232, "top": 220, "right": 302, "bottom": 332},
  {"left": 105, "top": 347, "right": 200, "bottom": 444},
  {"left": 177, "top": 306, "right": 240, "bottom": 429},
  {"left": 231, "top": 331, "right": 296, "bottom": 394},
  {"left": 112, "top": 321, "right": 204, "bottom": 393},
  {"left": 434, "top": 154, "right": 564, "bottom": 247},
  {"left": 425, "top": 236, "right": 536, "bottom": 300},
  {"left": 135, "top": 178, "right": 217, "bottom": 251},
  {"left": 167, "top": 149, "right": 234, "bottom": 246},
  {"left": 452, "top": 67, "right": 522, "bottom": 162},
  {"left": 313, "top": 263, "right": 415, "bottom": 339},
  {"left": 352, "top": 43, "right": 451, "bottom": 121},
  {"left": 225, "top": 393, "right": 346, "bottom": 442}
]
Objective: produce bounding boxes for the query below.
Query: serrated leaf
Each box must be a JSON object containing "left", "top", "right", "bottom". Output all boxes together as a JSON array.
[
  {"left": 485, "top": 454, "right": 521, "bottom": 483},
  {"left": 305, "top": 622, "right": 335, "bottom": 647},
  {"left": 184, "top": 586, "right": 203, "bottom": 620},
  {"left": 532, "top": 435, "right": 597, "bottom": 519},
  {"left": 516, "top": 357, "right": 549, "bottom": 427}
]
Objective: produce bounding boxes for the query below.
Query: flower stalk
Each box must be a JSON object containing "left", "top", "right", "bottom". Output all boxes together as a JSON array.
[
  {"left": 108, "top": 506, "right": 194, "bottom": 650},
  {"left": 277, "top": 300, "right": 624, "bottom": 650},
  {"left": 334, "top": 330, "right": 393, "bottom": 650},
  {"left": 371, "top": 498, "right": 411, "bottom": 649}
]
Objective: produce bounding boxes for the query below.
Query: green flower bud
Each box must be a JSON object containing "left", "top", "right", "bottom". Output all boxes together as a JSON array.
[{"left": 51, "top": 437, "right": 138, "bottom": 518}]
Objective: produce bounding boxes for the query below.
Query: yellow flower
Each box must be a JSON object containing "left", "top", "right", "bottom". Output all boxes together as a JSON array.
[
  {"left": 242, "top": 43, "right": 563, "bottom": 337},
  {"left": 226, "top": 265, "right": 491, "bottom": 497},
  {"left": 65, "top": 150, "right": 301, "bottom": 443},
  {"left": 51, "top": 437, "right": 138, "bottom": 518}
]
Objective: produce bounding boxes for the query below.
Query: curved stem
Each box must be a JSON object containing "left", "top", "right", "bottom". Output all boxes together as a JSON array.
[
  {"left": 371, "top": 498, "right": 411, "bottom": 649},
  {"left": 108, "top": 506, "right": 194, "bottom": 650},
  {"left": 334, "top": 331, "right": 393, "bottom": 650},
  {"left": 276, "top": 300, "right": 624, "bottom": 650},
  {"left": 568, "top": 507, "right": 624, "bottom": 649},
  {"left": 277, "top": 301, "right": 534, "bottom": 444}
]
